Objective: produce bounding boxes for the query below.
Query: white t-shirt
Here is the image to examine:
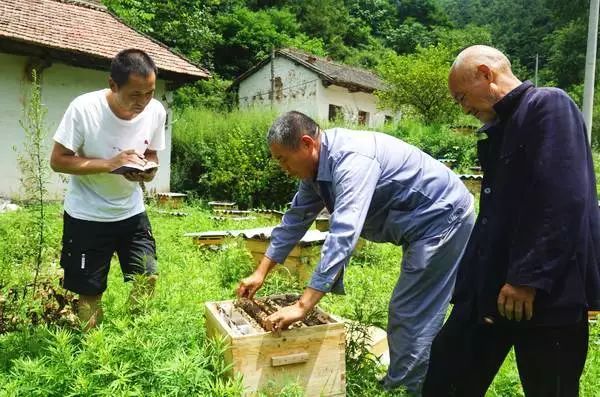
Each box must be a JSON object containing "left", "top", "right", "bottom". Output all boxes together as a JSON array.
[{"left": 53, "top": 89, "right": 166, "bottom": 222}]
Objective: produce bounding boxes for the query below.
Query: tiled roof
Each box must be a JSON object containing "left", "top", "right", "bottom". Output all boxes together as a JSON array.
[
  {"left": 232, "top": 48, "right": 384, "bottom": 93},
  {"left": 0, "top": 0, "right": 209, "bottom": 81}
]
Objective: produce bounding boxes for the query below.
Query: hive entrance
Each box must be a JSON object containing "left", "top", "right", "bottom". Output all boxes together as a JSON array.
[{"left": 215, "top": 294, "right": 334, "bottom": 335}]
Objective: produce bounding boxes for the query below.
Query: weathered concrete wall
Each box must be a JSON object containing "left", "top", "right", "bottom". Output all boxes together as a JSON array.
[{"left": 238, "top": 57, "right": 320, "bottom": 118}]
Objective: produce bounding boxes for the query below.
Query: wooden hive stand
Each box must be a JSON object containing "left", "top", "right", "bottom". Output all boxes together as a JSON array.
[
  {"left": 185, "top": 228, "right": 327, "bottom": 286},
  {"left": 208, "top": 201, "right": 238, "bottom": 211},
  {"left": 245, "top": 238, "right": 323, "bottom": 286}
]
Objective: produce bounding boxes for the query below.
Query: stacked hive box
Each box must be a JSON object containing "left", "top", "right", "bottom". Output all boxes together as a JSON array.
[{"left": 205, "top": 298, "right": 346, "bottom": 396}]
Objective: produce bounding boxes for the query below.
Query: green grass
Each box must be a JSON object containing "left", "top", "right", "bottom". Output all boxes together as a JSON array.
[{"left": 0, "top": 202, "right": 599, "bottom": 396}]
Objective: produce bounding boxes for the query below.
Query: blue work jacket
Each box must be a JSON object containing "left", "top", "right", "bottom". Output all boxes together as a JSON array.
[{"left": 266, "top": 128, "right": 472, "bottom": 293}]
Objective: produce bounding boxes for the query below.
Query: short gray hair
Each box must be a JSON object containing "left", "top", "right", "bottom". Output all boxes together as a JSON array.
[{"left": 267, "top": 111, "right": 320, "bottom": 149}]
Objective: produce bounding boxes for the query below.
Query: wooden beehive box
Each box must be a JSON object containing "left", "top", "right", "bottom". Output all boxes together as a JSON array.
[
  {"left": 315, "top": 217, "right": 330, "bottom": 232},
  {"left": 245, "top": 239, "right": 321, "bottom": 286},
  {"left": 156, "top": 192, "right": 187, "bottom": 208},
  {"left": 205, "top": 298, "right": 346, "bottom": 396},
  {"left": 458, "top": 174, "right": 483, "bottom": 196}
]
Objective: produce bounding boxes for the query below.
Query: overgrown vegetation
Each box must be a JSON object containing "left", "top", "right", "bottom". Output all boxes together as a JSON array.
[
  {"left": 170, "top": 107, "right": 297, "bottom": 208},
  {"left": 103, "top": 0, "right": 597, "bottom": 130},
  {"left": 1, "top": 204, "right": 598, "bottom": 395},
  {"left": 16, "top": 70, "right": 51, "bottom": 295},
  {"left": 171, "top": 107, "right": 479, "bottom": 207},
  {"left": 0, "top": 72, "right": 74, "bottom": 335}
]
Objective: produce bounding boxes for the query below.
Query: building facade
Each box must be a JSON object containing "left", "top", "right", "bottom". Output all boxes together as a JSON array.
[
  {"left": 234, "top": 49, "right": 397, "bottom": 128},
  {"left": 0, "top": 0, "right": 209, "bottom": 199}
]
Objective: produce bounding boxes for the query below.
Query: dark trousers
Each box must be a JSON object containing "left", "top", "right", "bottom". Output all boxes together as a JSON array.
[{"left": 423, "top": 307, "right": 589, "bottom": 397}]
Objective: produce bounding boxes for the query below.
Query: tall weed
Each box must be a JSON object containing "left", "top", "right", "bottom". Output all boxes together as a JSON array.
[{"left": 171, "top": 107, "right": 297, "bottom": 208}]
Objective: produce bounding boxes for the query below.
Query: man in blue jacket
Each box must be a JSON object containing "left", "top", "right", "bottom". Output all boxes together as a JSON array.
[
  {"left": 237, "top": 111, "right": 475, "bottom": 394},
  {"left": 423, "top": 45, "right": 600, "bottom": 396}
]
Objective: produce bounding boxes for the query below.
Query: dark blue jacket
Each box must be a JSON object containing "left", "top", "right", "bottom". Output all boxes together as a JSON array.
[{"left": 453, "top": 81, "right": 600, "bottom": 326}]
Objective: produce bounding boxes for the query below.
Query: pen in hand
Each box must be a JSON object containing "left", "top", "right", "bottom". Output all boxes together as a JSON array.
[{"left": 113, "top": 147, "right": 146, "bottom": 162}]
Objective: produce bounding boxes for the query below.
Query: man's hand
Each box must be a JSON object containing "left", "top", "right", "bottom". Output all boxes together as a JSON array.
[
  {"left": 265, "top": 287, "right": 325, "bottom": 335},
  {"left": 109, "top": 149, "right": 146, "bottom": 172},
  {"left": 237, "top": 257, "right": 278, "bottom": 299},
  {"left": 123, "top": 168, "right": 157, "bottom": 183},
  {"left": 497, "top": 283, "right": 536, "bottom": 321},
  {"left": 265, "top": 302, "right": 310, "bottom": 336},
  {"left": 237, "top": 271, "right": 266, "bottom": 300}
]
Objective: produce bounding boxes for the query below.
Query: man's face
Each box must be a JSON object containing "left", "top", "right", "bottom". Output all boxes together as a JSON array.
[
  {"left": 449, "top": 68, "right": 498, "bottom": 124},
  {"left": 110, "top": 72, "right": 156, "bottom": 115},
  {"left": 270, "top": 136, "right": 318, "bottom": 180}
]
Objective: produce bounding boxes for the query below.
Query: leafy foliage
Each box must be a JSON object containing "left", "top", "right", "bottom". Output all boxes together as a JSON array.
[
  {"left": 377, "top": 45, "right": 461, "bottom": 124},
  {"left": 171, "top": 107, "right": 297, "bottom": 208},
  {"left": 102, "top": 0, "right": 594, "bottom": 117},
  {"left": 383, "top": 120, "right": 479, "bottom": 172},
  {"left": 171, "top": 107, "right": 479, "bottom": 206},
  {"left": 2, "top": 203, "right": 600, "bottom": 395}
]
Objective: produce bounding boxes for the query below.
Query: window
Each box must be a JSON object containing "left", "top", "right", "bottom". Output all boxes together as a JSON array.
[
  {"left": 328, "top": 104, "right": 342, "bottom": 121},
  {"left": 358, "top": 110, "right": 369, "bottom": 126}
]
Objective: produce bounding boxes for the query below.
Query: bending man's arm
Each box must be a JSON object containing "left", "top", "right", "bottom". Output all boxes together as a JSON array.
[
  {"left": 265, "top": 152, "right": 382, "bottom": 332},
  {"left": 237, "top": 181, "right": 324, "bottom": 299}
]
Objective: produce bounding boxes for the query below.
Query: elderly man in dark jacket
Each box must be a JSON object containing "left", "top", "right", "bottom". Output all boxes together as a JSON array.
[{"left": 423, "top": 45, "right": 600, "bottom": 397}]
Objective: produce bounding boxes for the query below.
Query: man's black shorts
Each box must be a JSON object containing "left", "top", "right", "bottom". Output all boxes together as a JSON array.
[{"left": 60, "top": 211, "right": 157, "bottom": 296}]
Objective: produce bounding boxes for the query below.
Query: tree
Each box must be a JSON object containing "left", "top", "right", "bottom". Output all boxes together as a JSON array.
[
  {"left": 377, "top": 45, "right": 460, "bottom": 124},
  {"left": 212, "top": 7, "right": 322, "bottom": 78},
  {"left": 385, "top": 18, "right": 437, "bottom": 54},
  {"left": 104, "top": 0, "right": 219, "bottom": 69},
  {"left": 542, "top": 21, "right": 587, "bottom": 88}
]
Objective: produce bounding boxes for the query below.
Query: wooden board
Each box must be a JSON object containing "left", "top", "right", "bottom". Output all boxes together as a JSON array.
[
  {"left": 205, "top": 300, "right": 346, "bottom": 397},
  {"left": 244, "top": 239, "right": 321, "bottom": 286}
]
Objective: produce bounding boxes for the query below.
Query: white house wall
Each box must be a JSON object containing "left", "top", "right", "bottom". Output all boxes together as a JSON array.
[
  {"left": 238, "top": 56, "right": 396, "bottom": 128},
  {"left": 0, "top": 52, "right": 172, "bottom": 200},
  {"left": 317, "top": 83, "right": 393, "bottom": 128},
  {"left": 238, "top": 57, "right": 320, "bottom": 117}
]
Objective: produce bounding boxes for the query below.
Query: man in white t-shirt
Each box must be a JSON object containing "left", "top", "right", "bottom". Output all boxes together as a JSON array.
[{"left": 50, "top": 49, "right": 166, "bottom": 329}]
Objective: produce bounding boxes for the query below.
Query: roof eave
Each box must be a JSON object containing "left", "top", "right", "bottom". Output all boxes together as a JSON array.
[
  {"left": 228, "top": 57, "right": 272, "bottom": 91},
  {"left": 105, "top": 9, "right": 211, "bottom": 79},
  {"left": 0, "top": 37, "right": 208, "bottom": 83}
]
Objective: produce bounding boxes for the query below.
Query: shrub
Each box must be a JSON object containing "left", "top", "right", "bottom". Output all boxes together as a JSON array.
[
  {"left": 171, "top": 108, "right": 479, "bottom": 208},
  {"left": 171, "top": 107, "right": 297, "bottom": 208},
  {"left": 383, "top": 119, "right": 479, "bottom": 172}
]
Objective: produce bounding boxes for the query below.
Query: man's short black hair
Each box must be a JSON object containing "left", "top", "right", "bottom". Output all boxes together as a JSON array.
[
  {"left": 267, "top": 111, "right": 320, "bottom": 149},
  {"left": 110, "top": 49, "right": 158, "bottom": 87}
]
